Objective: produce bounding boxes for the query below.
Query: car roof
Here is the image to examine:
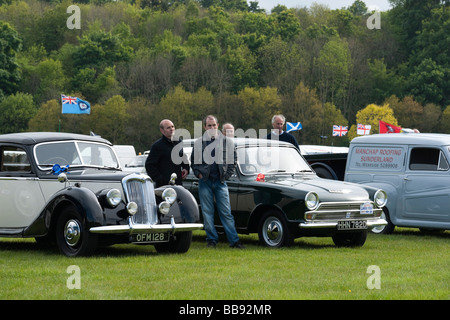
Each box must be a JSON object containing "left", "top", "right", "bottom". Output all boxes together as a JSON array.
[
  {"left": 0, "top": 132, "right": 112, "bottom": 146},
  {"left": 350, "top": 133, "right": 450, "bottom": 147}
]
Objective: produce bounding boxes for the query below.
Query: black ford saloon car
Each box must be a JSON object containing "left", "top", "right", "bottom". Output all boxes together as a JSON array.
[
  {"left": 184, "top": 138, "right": 387, "bottom": 248},
  {"left": 0, "top": 132, "right": 203, "bottom": 256}
]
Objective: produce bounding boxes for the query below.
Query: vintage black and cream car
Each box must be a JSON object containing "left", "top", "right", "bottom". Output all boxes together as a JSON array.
[
  {"left": 184, "top": 138, "right": 388, "bottom": 248},
  {"left": 0, "top": 132, "right": 202, "bottom": 256}
]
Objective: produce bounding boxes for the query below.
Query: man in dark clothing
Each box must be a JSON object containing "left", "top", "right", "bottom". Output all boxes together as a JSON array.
[
  {"left": 190, "top": 115, "right": 243, "bottom": 249},
  {"left": 266, "top": 114, "right": 300, "bottom": 151},
  {"left": 145, "top": 119, "right": 189, "bottom": 187}
]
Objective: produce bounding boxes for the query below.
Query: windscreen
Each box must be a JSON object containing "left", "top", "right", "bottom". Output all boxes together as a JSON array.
[
  {"left": 35, "top": 141, "right": 119, "bottom": 169},
  {"left": 237, "top": 146, "right": 311, "bottom": 175}
]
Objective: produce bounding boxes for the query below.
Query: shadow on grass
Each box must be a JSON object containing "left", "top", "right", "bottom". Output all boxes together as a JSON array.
[
  {"left": 0, "top": 239, "right": 162, "bottom": 258},
  {"left": 192, "top": 232, "right": 336, "bottom": 250}
]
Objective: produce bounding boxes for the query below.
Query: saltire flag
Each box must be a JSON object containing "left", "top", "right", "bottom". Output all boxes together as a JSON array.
[
  {"left": 357, "top": 123, "right": 371, "bottom": 135},
  {"left": 61, "top": 95, "right": 91, "bottom": 114},
  {"left": 379, "top": 120, "right": 401, "bottom": 134},
  {"left": 333, "top": 125, "right": 348, "bottom": 136},
  {"left": 286, "top": 122, "right": 302, "bottom": 133}
]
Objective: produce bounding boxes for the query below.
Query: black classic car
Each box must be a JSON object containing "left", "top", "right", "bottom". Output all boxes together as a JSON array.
[
  {"left": 0, "top": 132, "right": 203, "bottom": 256},
  {"left": 183, "top": 138, "right": 387, "bottom": 248}
]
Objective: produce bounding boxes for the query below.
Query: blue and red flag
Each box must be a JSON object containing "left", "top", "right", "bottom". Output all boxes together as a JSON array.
[{"left": 61, "top": 95, "right": 91, "bottom": 114}]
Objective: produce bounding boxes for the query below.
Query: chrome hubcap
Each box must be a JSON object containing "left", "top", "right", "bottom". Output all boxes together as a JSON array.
[
  {"left": 371, "top": 212, "right": 386, "bottom": 234},
  {"left": 64, "top": 219, "right": 81, "bottom": 247},
  {"left": 263, "top": 217, "right": 283, "bottom": 246}
]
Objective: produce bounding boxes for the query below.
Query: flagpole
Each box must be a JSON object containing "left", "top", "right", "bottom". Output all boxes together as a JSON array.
[{"left": 58, "top": 118, "right": 61, "bottom": 132}]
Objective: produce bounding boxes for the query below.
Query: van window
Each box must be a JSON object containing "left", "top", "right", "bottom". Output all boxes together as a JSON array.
[{"left": 409, "top": 148, "right": 449, "bottom": 171}]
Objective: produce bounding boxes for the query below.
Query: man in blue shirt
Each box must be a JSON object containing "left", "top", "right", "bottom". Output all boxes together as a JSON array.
[{"left": 266, "top": 114, "right": 300, "bottom": 151}]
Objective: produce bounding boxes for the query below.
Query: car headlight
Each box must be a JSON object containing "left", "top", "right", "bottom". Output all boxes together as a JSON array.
[
  {"left": 106, "top": 189, "right": 122, "bottom": 207},
  {"left": 374, "top": 189, "right": 387, "bottom": 207},
  {"left": 162, "top": 187, "right": 177, "bottom": 204},
  {"left": 159, "top": 201, "right": 171, "bottom": 215},
  {"left": 126, "top": 201, "right": 138, "bottom": 216},
  {"left": 305, "top": 192, "right": 319, "bottom": 210}
]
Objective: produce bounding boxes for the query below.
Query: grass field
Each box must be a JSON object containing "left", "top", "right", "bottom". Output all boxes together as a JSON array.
[{"left": 0, "top": 228, "right": 448, "bottom": 300}]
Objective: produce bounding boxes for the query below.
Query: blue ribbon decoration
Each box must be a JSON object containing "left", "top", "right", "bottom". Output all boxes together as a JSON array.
[{"left": 52, "top": 164, "right": 70, "bottom": 175}]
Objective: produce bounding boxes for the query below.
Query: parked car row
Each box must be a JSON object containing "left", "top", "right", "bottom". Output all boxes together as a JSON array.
[{"left": 0, "top": 132, "right": 447, "bottom": 256}]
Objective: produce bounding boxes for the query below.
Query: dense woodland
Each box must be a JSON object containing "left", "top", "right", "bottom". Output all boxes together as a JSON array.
[{"left": 0, "top": 0, "right": 449, "bottom": 151}]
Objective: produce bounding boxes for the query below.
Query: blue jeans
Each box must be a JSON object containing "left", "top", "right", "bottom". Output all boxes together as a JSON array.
[{"left": 198, "top": 179, "right": 240, "bottom": 246}]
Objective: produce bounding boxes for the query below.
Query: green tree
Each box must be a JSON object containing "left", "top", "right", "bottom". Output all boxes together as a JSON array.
[
  {"left": 258, "top": 37, "right": 305, "bottom": 94},
  {"left": 0, "top": 21, "right": 22, "bottom": 101},
  {"left": 158, "top": 85, "right": 214, "bottom": 135},
  {"left": 73, "top": 29, "right": 133, "bottom": 72},
  {"left": 408, "top": 58, "right": 447, "bottom": 106},
  {"left": 285, "top": 82, "right": 324, "bottom": 145},
  {"left": 28, "top": 99, "right": 61, "bottom": 132},
  {"left": 439, "top": 105, "right": 450, "bottom": 133},
  {"left": 34, "top": 59, "right": 68, "bottom": 104},
  {"left": 88, "top": 95, "right": 129, "bottom": 144},
  {"left": 348, "top": 0, "right": 368, "bottom": 16},
  {"left": 221, "top": 45, "right": 258, "bottom": 93},
  {"left": 386, "top": 95, "right": 423, "bottom": 129},
  {"left": 316, "top": 38, "right": 352, "bottom": 115},
  {"left": 237, "top": 86, "right": 281, "bottom": 131},
  {"left": 125, "top": 97, "right": 160, "bottom": 152},
  {"left": 0, "top": 92, "right": 36, "bottom": 133},
  {"left": 271, "top": 9, "right": 301, "bottom": 41}
]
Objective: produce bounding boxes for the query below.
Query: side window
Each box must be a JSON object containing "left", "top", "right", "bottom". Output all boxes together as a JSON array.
[
  {"left": 1, "top": 147, "right": 31, "bottom": 172},
  {"left": 409, "top": 148, "right": 449, "bottom": 171}
]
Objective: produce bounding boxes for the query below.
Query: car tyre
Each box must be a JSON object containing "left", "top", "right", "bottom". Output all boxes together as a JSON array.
[
  {"left": 56, "top": 205, "right": 98, "bottom": 257},
  {"left": 154, "top": 231, "right": 192, "bottom": 254},
  {"left": 332, "top": 230, "right": 367, "bottom": 247},
  {"left": 258, "top": 211, "right": 293, "bottom": 248},
  {"left": 370, "top": 208, "right": 395, "bottom": 234}
]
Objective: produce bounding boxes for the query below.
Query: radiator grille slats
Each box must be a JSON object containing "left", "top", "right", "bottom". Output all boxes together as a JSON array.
[{"left": 123, "top": 175, "right": 157, "bottom": 225}]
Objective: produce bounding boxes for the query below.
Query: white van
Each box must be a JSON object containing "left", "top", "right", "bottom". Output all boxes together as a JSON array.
[
  {"left": 113, "top": 145, "right": 136, "bottom": 168},
  {"left": 345, "top": 133, "right": 450, "bottom": 233}
]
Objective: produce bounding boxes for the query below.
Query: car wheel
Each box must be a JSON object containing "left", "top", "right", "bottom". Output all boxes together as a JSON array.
[
  {"left": 258, "top": 211, "right": 293, "bottom": 248},
  {"left": 55, "top": 205, "right": 98, "bottom": 257},
  {"left": 332, "top": 230, "right": 368, "bottom": 247},
  {"left": 370, "top": 208, "right": 395, "bottom": 234},
  {"left": 154, "top": 231, "right": 192, "bottom": 254}
]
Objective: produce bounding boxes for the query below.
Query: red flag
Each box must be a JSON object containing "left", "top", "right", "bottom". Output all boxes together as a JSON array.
[{"left": 379, "top": 121, "right": 402, "bottom": 134}]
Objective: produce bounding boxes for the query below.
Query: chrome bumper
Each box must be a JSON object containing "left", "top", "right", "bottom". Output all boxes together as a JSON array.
[
  {"left": 90, "top": 217, "right": 203, "bottom": 235},
  {"left": 299, "top": 218, "right": 387, "bottom": 229}
]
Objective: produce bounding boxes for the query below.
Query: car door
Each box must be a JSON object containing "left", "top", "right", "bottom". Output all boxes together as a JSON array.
[
  {"left": 402, "top": 146, "right": 450, "bottom": 227},
  {"left": 0, "top": 145, "right": 46, "bottom": 229}
]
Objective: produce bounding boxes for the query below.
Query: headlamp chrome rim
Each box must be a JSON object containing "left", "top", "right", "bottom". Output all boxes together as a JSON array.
[
  {"left": 374, "top": 189, "right": 387, "bottom": 208},
  {"left": 106, "top": 188, "right": 122, "bottom": 207},
  {"left": 162, "top": 187, "right": 177, "bottom": 204},
  {"left": 158, "top": 201, "right": 171, "bottom": 215},
  {"left": 126, "top": 201, "right": 138, "bottom": 216},
  {"left": 305, "top": 191, "right": 319, "bottom": 211}
]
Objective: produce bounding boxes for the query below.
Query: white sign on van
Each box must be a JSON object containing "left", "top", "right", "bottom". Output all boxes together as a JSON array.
[{"left": 350, "top": 147, "right": 404, "bottom": 170}]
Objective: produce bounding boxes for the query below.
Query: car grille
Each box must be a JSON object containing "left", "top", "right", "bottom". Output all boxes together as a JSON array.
[
  {"left": 122, "top": 174, "right": 158, "bottom": 225},
  {"left": 305, "top": 201, "right": 382, "bottom": 222}
]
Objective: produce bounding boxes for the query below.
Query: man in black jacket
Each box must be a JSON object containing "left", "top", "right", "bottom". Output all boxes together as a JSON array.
[{"left": 145, "top": 119, "right": 189, "bottom": 187}]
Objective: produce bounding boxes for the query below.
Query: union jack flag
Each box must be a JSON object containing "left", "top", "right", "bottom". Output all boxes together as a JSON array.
[
  {"left": 332, "top": 125, "right": 348, "bottom": 136},
  {"left": 62, "top": 95, "right": 77, "bottom": 104}
]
